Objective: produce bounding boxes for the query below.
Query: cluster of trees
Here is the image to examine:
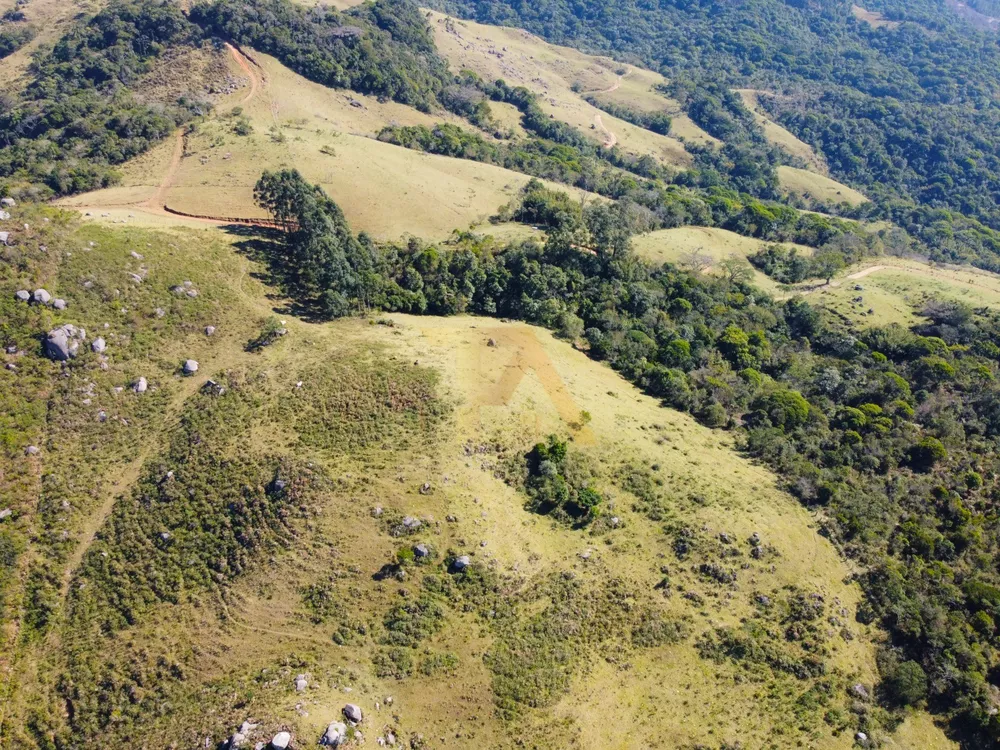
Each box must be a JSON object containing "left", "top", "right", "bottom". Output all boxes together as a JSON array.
[
  {"left": 0, "top": 0, "right": 459, "bottom": 198},
  {"left": 521, "top": 435, "right": 604, "bottom": 526},
  {"left": 0, "top": 20, "right": 34, "bottom": 58},
  {"left": 254, "top": 171, "right": 1000, "bottom": 743},
  {"left": 0, "top": 0, "right": 203, "bottom": 196},
  {"left": 190, "top": 0, "right": 452, "bottom": 110},
  {"left": 582, "top": 95, "right": 672, "bottom": 135}
]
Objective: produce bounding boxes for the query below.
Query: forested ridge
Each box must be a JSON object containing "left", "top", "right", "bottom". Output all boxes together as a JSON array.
[{"left": 427, "top": 0, "right": 1000, "bottom": 268}]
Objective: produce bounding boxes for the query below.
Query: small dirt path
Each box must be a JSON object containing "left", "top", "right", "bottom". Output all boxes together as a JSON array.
[
  {"left": 592, "top": 66, "right": 630, "bottom": 94},
  {"left": 594, "top": 113, "right": 617, "bottom": 148},
  {"left": 226, "top": 42, "right": 260, "bottom": 105},
  {"left": 144, "top": 128, "right": 185, "bottom": 211},
  {"left": 846, "top": 264, "right": 887, "bottom": 280}
]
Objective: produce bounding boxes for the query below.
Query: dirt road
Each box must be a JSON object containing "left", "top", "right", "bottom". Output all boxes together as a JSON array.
[{"left": 594, "top": 113, "right": 617, "bottom": 148}]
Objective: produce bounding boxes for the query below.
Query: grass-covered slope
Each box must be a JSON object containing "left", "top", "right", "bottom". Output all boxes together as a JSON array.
[{"left": 0, "top": 201, "right": 957, "bottom": 748}]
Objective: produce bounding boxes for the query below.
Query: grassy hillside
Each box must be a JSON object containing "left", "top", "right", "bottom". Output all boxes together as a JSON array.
[
  {"left": 58, "top": 46, "right": 602, "bottom": 240},
  {"left": 1, "top": 204, "right": 960, "bottom": 749}
]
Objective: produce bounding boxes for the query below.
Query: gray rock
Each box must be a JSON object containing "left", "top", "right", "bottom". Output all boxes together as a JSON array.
[
  {"left": 127, "top": 273, "right": 143, "bottom": 284},
  {"left": 205, "top": 325, "right": 216, "bottom": 336},
  {"left": 294, "top": 674, "right": 308, "bottom": 692},
  {"left": 91, "top": 337, "right": 107, "bottom": 354},
  {"left": 414, "top": 543, "right": 430, "bottom": 558},
  {"left": 33, "top": 289, "right": 51, "bottom": 304},
  {"left": 53, "top": 298, "right": 67, "bottom": 310},
  {"left": 402, "top": 515, "right": 421, "bottom": 530},
  {"left": 270, "top": 731, "right": 291, "bottom": 750},
  {"left": 14, "top": 290, "right": 29, "bottom": 302},
  {"left": 25, "top": 445, "right": 39, "bottom": 456},
  {"left": 133, "top": 377, "right": 148, "bottom": 393},
  {"left": 451, "top": 555, "right": 471, "bottom": 572},
  {"left": 0, "top": 509, "right": 11, "bottom": 521},
  {"left": 130, "top": 251, "right": 144, "bottom": 260},
  {"left": 342, "top": 703, "right": 363, "bottom": 724},
  {"left": 1, "top": 197, "right": 15, "bottom": 207},
  {"left": 321, "top": 721, "right": 348, "bottom": 746},
  {"left": 45, "top": 324, "right": 85, "bottom": 360},
  {"left": 228, "top": 731, "right": 247, "bottom": 749},
  {"left": 0, "top": 210, "right": 9, "bottom": 220},
  {"left": 851, "top": 683, "right": 870, "bottom": 701},
  {"left": 182, "top": 359, "right": 199, "bottom": 375},
  {"left": 0, "top": 232, "right": 8, "bottom": 246}
]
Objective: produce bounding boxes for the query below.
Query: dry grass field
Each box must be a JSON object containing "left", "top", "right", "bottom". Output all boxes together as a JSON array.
[
  {"left": 58, "top": 47, "right": 603, "bottom": 240},
  {"left": 737, "top": 90, "right": 828, "bottom": 173},
  {"left": 427, "top": 11, "right": 706, "bottom": 166},
  {"left": 633, "top": 226, "right": 814, "bottom": 295},
  {"left": 799, "top": 257, "right": 1000, "bottom": 327},
  {"left": 777, "top": 165, "right": 869, "bottom": 207}
]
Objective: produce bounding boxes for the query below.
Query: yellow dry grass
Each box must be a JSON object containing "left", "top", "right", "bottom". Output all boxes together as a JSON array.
[
  {"left": 737, "top": 90, "right": 827, "bottom": 173},
  {"left": 0, "top": 0, "right": 92, "bottom": 93},
  {"left": 851, "top": 4, "right": 901, "bottom": 29},
  {"left": 633, "top": 225, "right": 814, "bottom": 295},
  {"left": 778, "top": 165, "right": 869, "bottom": 207},
  {"left": 800, "top": 257, "right": 1000, "bottom": 328},
  {"left": 59, "top": 48, "right": 602, "bottom": 241},
  {"left": 428, "top": 11, "right": 703, "bottom": 166}
]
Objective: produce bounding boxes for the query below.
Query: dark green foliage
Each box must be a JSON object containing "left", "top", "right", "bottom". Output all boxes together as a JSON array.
[
  {"left": 522, "top": 435, "right": 604, "bottom": 526},
  {"left": 883, "top": 660, "right": 928, "bottom": 706},
  {"left": 582, "top": 95, "right": 671, "bottom": 135},
  {"left": 0, "top": 0, "right": 203, "bottom": 196},
  {"left": 190, "top": 0, "right": 450, "bottom": 109},
  {"left": 0, "top": 22, "right": 34, "bottom": 58}
]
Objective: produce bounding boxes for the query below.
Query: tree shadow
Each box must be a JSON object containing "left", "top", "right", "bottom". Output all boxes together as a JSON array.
[{"left": 221, "top": 224, "right": 328, "bottom": 322}]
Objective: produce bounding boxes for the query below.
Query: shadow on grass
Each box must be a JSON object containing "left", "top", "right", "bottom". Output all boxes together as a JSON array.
[{"left": 221, "top": 223, "right": 329, "bottom": 322}]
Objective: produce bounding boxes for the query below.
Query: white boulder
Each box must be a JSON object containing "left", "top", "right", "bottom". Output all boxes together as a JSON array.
[
  {"left": 321, "top": 722, "right": 348, "bottom": 746},
  {"left": 343, "top": 703, "right": 363, "bottom": 724},
  {"left": 182, "top": 359, "right": 199, "bottom": 375},
  {"left": 33, "top": 289, "right": 51, "bottom": 304},
  {"left": 270, "top": 731, "right": 291, "bottom": 749},
  {"left": 133, "top": 377, "right": 148, "bottom": 393},
  {"left": 45, "top": 324, "right": 85, "bottom": 360},
  {"left": 92, "top": 337, "right": 107, "bottom": 354}
]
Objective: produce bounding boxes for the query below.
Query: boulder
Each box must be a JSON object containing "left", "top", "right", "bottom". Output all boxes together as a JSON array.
[
  {"left": 321, "top": 722, "right": 348, "bottom": 746},
  {"left": 182, "top": 359, "right": 199, "bottom": 375},
  {"left": 33, "top": 289, "right": 51, "bottom": 304},
  {"left": 451, "top": 555, "right": 471, "bottom": 573},
  {"left": 343, "top": 703, "right": 363, "bottom": 724},
  {"left": 0, "top": 197, "right": 15, "bottom": 207},
  {"left": 25, "top": 445, "right": 39, "bottom": 456},
  {"left": 0, "top": 210, "right": 9, "bottom": 220},
  {"left": 0, "top": 232, "right": 9, "bottom": 246},
  {"left": 851, "top": 683, "right": 870, "bottom": 701},
  {"left": 0, "top": 509, "right": 11, "bottom": 521},
  {"left": 14, "top": 290, "right": 29, "bottom": 302},
  {"left": 45, "top": 324, "right": 85, "bottom": 360},
  {"left": 205, "top": 325, "right": 216, "bottom": 336},
  {"left": 270, "top": 731, "right": 291, "bottom": 749},
  {"left": 53, "top": 298, "right": 67, "bottom": 310},
  {"left": 294, "top": 674, "right": 308, "bottom": 692},
  {"left": 414, "top": 543, "right": 430, "bottom": 558},
  {"left": 92, "top": 337, "right": 107, "bottom": 354},
  {"left": 133, "top": 377, "right": 148, "bottom": 393}
]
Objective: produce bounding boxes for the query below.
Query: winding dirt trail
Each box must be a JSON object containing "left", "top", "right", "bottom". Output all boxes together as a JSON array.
[
  {"left": 226, "top": 42, "right": 260, "bottom": 105},
  {"left": 594, "top": 113, "right": 617, "bottom": 148}
]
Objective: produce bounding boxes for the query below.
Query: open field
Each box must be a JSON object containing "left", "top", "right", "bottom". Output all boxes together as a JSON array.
[
  {"left": 58, "top": 47, "right": 602, "bottom": 241},
  {"left": 737, "top": 90, "right": 827, "bottom": 173},
  {"left": 633, "top": 226, "right": 814, "bottom": 295},
  {"left": 428, "top": 11, "right": 706, "bottom": 167},
  {"left": 851, "top": 4, "right": 902, "bottom": 28},
  {"left": 0, "top": 0, "right": 90, "bottom": 92},
  {"left": 0, "top": 206, "right": 956, "bottom": 748},
  {"left": 777, "top": 165, "right": 869, "bottom": 207},
  {"left": 801, "top": 256, "right": 1000, "bottom": 327}
]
